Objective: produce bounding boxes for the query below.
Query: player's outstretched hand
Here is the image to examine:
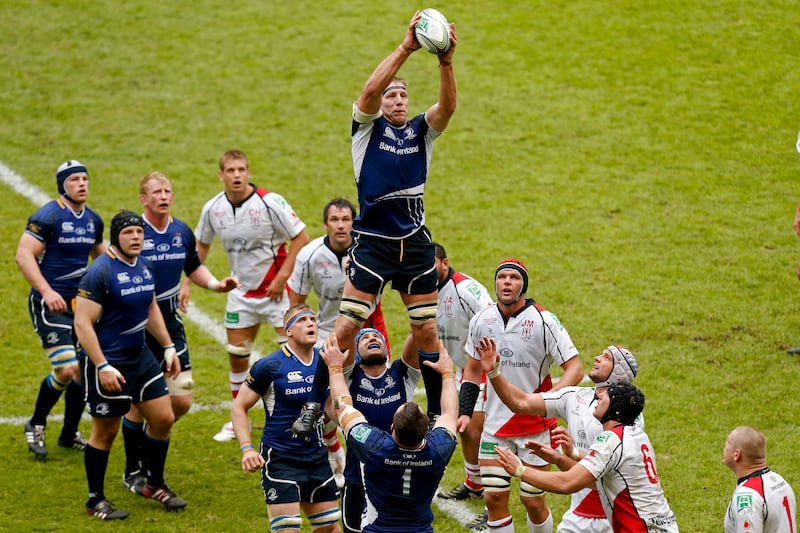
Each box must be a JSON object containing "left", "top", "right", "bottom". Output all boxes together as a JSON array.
[
  {"left": 475, "top": 336, "right": 500, "bottom": 375},
  {"left": 422, "top": 340, "right": 453, "bottom": 375},
  {"left": 321, "top": 332, "right": 349, "bottom": 367},
  {"left": 403, "top": 10, "right": 423, "bottom": 52},
  {"left": 524, "top": 439, "right": 561, "bottom": 464},
  {"left": 549, "top": 426, "right": 577, "bottom": 459},
  {"left": 495, "top": 446, "right": 524, "bottom": 478}
]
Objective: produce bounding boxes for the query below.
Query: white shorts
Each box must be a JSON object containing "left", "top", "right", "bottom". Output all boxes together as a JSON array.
[
  {"left": 479, "top": 430, "right": 556, "bottom": 468},
  {"left": 456, "top": 366, "right": 486, "bottom": 413},
  {"left": 556, "top": 510, "right": 612, "bottom": 533},
  {"left": 225, "top": 288, "right": 289, "bottom": 329}
]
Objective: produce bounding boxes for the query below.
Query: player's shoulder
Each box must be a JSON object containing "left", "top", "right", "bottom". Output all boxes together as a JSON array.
[
  {"left": 200, "top": 191, "right": 228, "bottom": 212},
  {"left": 298, "top": 235, "right": 328, "bottom": 258}
]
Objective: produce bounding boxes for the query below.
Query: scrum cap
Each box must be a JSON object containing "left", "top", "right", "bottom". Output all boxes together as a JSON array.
[
  {"left": 354, "top": 327, "right": 387, "bottom": 366},
  {"left": 110, "top": 210, "right": 144, "bottom": 249},
  {"left": 595, "top": 346, "right": 639, "bottom": 387},
  {"left": 56, "top": 160, "right": 88, "bottom": 196},
  {"left": 600, "top": 381, "right": 645, "bottom": 425},
  {"left": 495, "top": 258, "right": 529, "bottom": 297}
]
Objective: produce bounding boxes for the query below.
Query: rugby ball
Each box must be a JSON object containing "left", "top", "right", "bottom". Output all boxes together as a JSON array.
[{"left": 414, "top": 8, "right": 451, "bottom": 54}]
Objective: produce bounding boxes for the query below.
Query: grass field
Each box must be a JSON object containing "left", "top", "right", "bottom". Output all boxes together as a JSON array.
[{"left": 2, "top": 1, "right": 800, "bottom": 531}]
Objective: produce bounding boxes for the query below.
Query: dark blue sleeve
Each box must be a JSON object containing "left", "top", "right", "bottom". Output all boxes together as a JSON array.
[
  {"left": 244, "top": 353, "right": 281, "bottom": 396},
  {"left": 178, "top": 219, "right": 203, "bottom": 276},
  {"left": 78, "top": 259, "right": 110, "bottom": 305}
]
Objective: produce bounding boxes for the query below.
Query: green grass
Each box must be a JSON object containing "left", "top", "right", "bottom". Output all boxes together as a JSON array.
[{"left": 2, "top": 0, "right": 800, "bottom": 531}]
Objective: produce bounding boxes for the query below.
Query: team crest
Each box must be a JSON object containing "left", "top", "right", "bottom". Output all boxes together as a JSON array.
[{"left": 172, "top": 234, "right": 183, "bottom": 248}]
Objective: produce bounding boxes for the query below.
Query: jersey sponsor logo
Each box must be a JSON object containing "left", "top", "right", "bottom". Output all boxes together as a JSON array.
[
  {"left": 378, "top": 141, "right": 420, "bottom": 155},
  {"left": 351, "top": 424, "right": 372, "bottom": 443},
  {"left": 287, "top": 370, "right": 305, "bottom": 383},
  {"left": 285, "top": 386, "right": 312, "bottom": 395},
  {"left": 225, "top": 312, "right": 240, "bottom": 325},
  {"left": 736, "top": 494, "right": 753, "bottom": 512},
  {"left": 28, "top": 222, "right": 41, "bottom": 233},
  {"left": 75, "top": 227, "right": 86, "bottom": 235},
  {"left": 143, "top": 239, "right": 155, "bottom": 251},
  {"left": 356, "top": 391, "right": 402, "bottom": 406},
  {"left": 479, "top": 441, "right": 497, "bottom": 454},
  {"left": 121, "top": 283, "right": 155, "bottom": 296},
  {"left": 595, "top": 433, "right": 610, "bottom": 443},
  {"left": 78, "top": 288, "right": 92, "bottom": 298},
  {"left": 117, "top": 272, "right": 131, "bottom": 283},
  {"left": 61, "top": 221, "right": 75, "bottom": 232},
  {"left": 499, "top": 347, "right": 514, "bottom": 358},
  {"left": 550, "top": 313, "right": 565, "bottom": 330},
  {"left": 157, "top": 243, "right": 170, "bottom": 252}
]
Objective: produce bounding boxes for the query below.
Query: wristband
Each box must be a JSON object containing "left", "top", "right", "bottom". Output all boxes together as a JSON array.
[
  {"left": 206, "top": 277, "right": 220, "bottom": 291},
  {"left": 401, "top": 44, "right": 414, "bottom": 54},
  {"left": 240, "top": 443, "right": 255, "bottom": 453},
  {"left": 571, "top": 448, "right": 581, "bottom": 460},
  {"left": 487, "top": 361, "right": 501, "bottom": 379},
  {"left": 97, "top": 362, "right": 109, "bottom": 371},
  {"left": 442, "top": 372, "right": 455, "bottom": 380},
  {"left": 514, "top": 462, "right": 526, "bottom": 478},
  {"left": 329, "top": 366, "right": 344, "bottom": 376}
]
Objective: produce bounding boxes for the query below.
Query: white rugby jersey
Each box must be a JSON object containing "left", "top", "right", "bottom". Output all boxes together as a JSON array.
[
  {"left": 724, "top": 467, "right": 796, "bottom": 533},
  {"left": 436, "top": 269, "right": 493, "bottom": 369},
  {"left": 543, "top": 387, "right": 645, "bottom": 525},
  {"left": 466, "top": 300, "right": 579, "bottom": 437},
  {"left": 287, "top": 235, "right": 383, "bottom": 342},
  {"left": 195, "top": 186, "right": 305, "bottom": 294},
  {"left": 579, "top": 424, "right": 678, "bottom": 532}
]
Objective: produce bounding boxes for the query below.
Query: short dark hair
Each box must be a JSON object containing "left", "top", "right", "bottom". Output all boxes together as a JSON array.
[
  {"left": 392, "top": 402, "right": 428, "bottom": 448},
  {"left": 323, "top": 198, "right": 356, "bottom": 222},
  {"left": 433, "top": 242, "right": 447, "bottom": 260}
]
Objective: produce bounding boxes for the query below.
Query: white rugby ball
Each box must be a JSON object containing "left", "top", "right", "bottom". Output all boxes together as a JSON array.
[{"left": 414, "top": 8, "right": 451, "bottom": 54}]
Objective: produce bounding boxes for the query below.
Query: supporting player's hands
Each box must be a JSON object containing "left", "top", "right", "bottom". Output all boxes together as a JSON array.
[
  {"left": 475, "top": 337, "right": 500, "bottom": 376},
  {"left": 524, "top": 437, "right": 562, "bottom": 465},
  {"left": 98, "top": 361, "right": 126, "bottom": 392},
  {"left": 422, "top": 340, "right": 453, "bottom": 376},
  {"left": 495, "top": 446, "right": 526, "bottom": 478},
  {"left": 549, "top": 426, "right": 578, "bottom": 461},
  {"left": 403, "top": 10, "right": 423, "bottom": 53},
  {"left": 42, "top": 287, "right": 68, "bottom": 314},
  {"left": 241, "top": 447, "right": 264, "bottom": 474},
  {"left": 321, "top": 332, "right": 349, "bottom": 367}
]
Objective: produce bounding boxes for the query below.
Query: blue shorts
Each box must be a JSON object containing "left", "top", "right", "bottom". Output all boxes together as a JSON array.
[
  {"left": 28, "top": 293, "right": 75, "bottom": 348},
  {"left": 260, "top": 447, "right": 339, "bottom": 505},
  {"left": 81, "top": 347, "right": 169, "bottom": 418},
  {"left": 145, "top": 313, "right": 191, "bottom": 372},
  {"left": 342, "top": 481, "right": 366, "bottom": 533},
  {"left": 348, "top": 228, "right": 437, "bottom": 295}
]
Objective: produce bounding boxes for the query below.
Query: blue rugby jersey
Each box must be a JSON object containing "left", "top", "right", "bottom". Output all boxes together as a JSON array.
[
  {"left": 245, "top": 345, "right": 328, "bottom": 458},
  {"left": 141, "top": 215, "right": 202, "bottom": 317},
  {"left": 347, "top": 423, "right": 456, "bottom": 533},
  {"left": 77, "top": 250, "right": 155, "bottom": 362},
  {"left": 351, "top": 113, "right": 439, "bottom": 239},
  {"left": 24, "top": 199, "right": 104, "bottom": 301}
]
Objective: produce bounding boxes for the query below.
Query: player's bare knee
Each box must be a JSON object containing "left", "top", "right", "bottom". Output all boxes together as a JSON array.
[{"left": 170, "top": 394, "right": 192, "bottom": 421}]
